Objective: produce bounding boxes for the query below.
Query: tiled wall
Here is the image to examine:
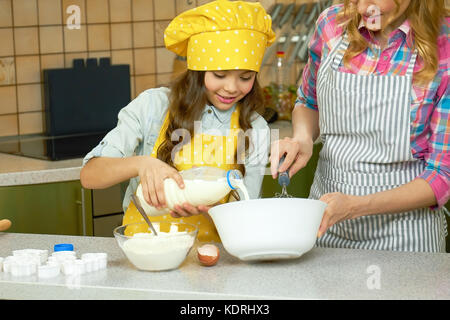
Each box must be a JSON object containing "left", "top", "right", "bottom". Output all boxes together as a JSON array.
[{"left": 0, "top": 0, "right": 324, "bottom": 137}]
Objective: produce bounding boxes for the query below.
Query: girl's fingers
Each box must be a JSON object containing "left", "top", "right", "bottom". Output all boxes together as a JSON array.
[
  {"left": 173, "top": 205, "right": 190, "bottom": 217},
  {"left": 147, "top": 180, "right": 160, "bottom": 209},
  {"left": 170, "top": 211, "right": 181, "bottom": 218},
  {"left": 171, "top": 172, "right": 185, "bottom": 189},
  {"left": 182, "top": 203, "right": 200, "bottom": 215},
  {"left": 154, "top": 179, "right": 166, "bottom": 208},
  {"left": 140, "top": 180, "right": 152, "bottom": 206},
  {"left": 197, "top": 205, "right": 211, "bottom": 212}
]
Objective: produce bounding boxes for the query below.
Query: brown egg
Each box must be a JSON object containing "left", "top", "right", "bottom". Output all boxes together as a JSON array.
[
  {"left": 0, "top": 219, "right": 12, "bottom": 232},
  {"left": 197, "top": 244, "right": 220, "bottom": 266}
]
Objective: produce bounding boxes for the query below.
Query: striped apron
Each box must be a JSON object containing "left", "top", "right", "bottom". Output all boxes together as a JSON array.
[{"left": 310, "top": 33, "right": 448, "bottom": 252}]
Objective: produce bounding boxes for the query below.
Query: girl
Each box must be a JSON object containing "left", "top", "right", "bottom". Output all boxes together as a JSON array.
[
  {"left": 80, "top": 0, "right": 275, "bottom": 242},
  {"left": 271, "top": 0, "right": 449, "bottom": 252}
]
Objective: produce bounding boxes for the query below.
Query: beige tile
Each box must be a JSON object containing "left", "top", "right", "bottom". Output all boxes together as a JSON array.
[
  {"left": 0, "top": 114, "right": 18, "bottom": 136},
  {"left": 38, "top": 0, "right": 62, "bottom": 25},
  {"left": 111, "top": 49, "right": 133, "bottom": 75},
  {"left": 17, "top": 83, "right": 42, "bottom": 112},
  {"left": 133, "top": 21, "right": 154, "bottom": 48},
  {"left": 130, "top": 75, "right": 135, "bottom": 98},
  {"left": 133, "top": 48, "right": 155, "bottom": 75},
  {"left": 132, "top": 0, "right": 153, "bottom": 21},
  {"left": 0, "top": 28, "right": 14, "bottom": 57},
  {"left": 15, "top": 55, "right": 41, "bottom": 84},
  {"left": 110, "top": 0, "right": 131, "bottom": 22},
  {"left": 0, "top": 86, "right": 17, "bottom": 115},
  {"left": 154, "top": 0, "right": 174, "bottom": 20},
  {"left": 62, "top": 0, "right": 86, "bottom": 25},
  {"left": 86, "top": 0, "right": 109, "bottom": 24},
  {"left": 63, "top": 26, "right": 87, "bottom": 52},
  {"left": 196, "top": 0, "right": 211, "bottom": 6},
  {"left": 156, "top": 48, "right": 175, "bottom": 74},
  {"left": 87, "top": 24, "right": 110, "bottom": 51},
  {"left": 64, "top": 52, "right": 87, "bottom": 67},
  {"left": 156, "top": 72, "right": 171, "bottom": 87},
  {"left": 154, "top": 20, "right": 170, "bottom": 47},
  {"left": 0, "top": 0, "right": 13, "bottom": 27},
  {"left": 13, "top": 0, "right": 38, "bottom": 26},
  {"left": 88, "top": 51, "right": 110, "bottom": 59},
  {"left": 39, "top": 26, "right": 64, "bottom": 54},
  {"left": 110, "top": 23, "right": 132, "bottom": 49},
  {"left": 0, "top": 57, "right": 15, "bottom": 85},
  {"left": 40, "top": 53, "right": 64, "bottom": 70},
  {"left": 19, "top": 111, "right": 44, "bottom": 134},
  {"left": 135, "top": 74, "right": 155, "bottom": 96},
  {"left": 14, "top": 27, "right": 39, "bottom": 55},
  {"left": 175, "top": 0, "right": 195, "bottom": 14}
]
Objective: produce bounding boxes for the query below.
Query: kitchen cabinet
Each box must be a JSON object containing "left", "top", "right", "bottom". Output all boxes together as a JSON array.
[
  {"left": 90, "top": 183, "right": 126, "bottom": 237},
  {"left": 0, "top": 181, "right": 93, "bottom": 236}
]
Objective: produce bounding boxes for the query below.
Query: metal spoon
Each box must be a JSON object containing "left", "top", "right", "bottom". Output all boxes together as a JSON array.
[{"left": 131, "top": 194, "right": 158, "bottom": 236}]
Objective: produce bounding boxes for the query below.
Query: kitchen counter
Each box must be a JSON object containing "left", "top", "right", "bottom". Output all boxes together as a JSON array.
[
  {"left": 0, "top": 153, "right": 82, "bottom": 186},
  {"left": 0, "top": 121, "right": 294, "bottom": 187},
  {"left": 1, "top": 232, "right": 449, "bottom": 300}
]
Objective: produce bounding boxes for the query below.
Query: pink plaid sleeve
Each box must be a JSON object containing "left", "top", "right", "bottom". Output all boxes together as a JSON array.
[{"left": 295, "top": 5, "right": 344, "bottom": 111}]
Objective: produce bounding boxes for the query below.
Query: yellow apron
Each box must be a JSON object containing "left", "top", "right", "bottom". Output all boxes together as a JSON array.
[{"left": 122, "top": 105, "right": 242, "bottom": 243}]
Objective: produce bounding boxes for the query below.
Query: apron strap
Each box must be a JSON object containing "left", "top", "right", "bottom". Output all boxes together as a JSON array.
[
  {"left": 331, "top": 32, "right": 350, "bottom": 70},
  {"left": 406, "top": 50, "right": 418, "bottom": 77}
]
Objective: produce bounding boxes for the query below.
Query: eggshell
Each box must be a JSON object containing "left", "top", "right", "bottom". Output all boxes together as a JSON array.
[
  {"left": 197, "top": 244, "right": 220, "bottom": 266},
  {"left": 0, "top": 219, "right": 11, "bottom": 232}
]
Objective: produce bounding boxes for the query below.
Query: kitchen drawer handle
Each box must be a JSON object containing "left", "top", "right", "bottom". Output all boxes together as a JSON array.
[{"left": 80, "top": 188, "right": 86, "bottom": 236}]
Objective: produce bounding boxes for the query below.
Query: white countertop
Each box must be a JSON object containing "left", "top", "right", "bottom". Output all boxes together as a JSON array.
[
  {"left": 0, "top": 153, "right": 82, "bottom": 186},
  {"left": 1, "top": 232, "right": 449, "bottom": 300}
]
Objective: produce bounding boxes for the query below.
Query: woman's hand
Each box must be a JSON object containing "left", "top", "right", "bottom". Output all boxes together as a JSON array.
[
  {"left": 137, "top": 156, "right": 185, "bottom": 210},
  {"left": 317, "top": 192, "right": 359, "bottom": 237},
  {"left": 270, "top": 136, "right": 314, "bottom": 179}
]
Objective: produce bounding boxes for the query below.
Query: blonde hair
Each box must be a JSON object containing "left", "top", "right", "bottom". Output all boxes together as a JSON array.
[{"left": 337, "top": 0, "right": 448, "bottom": 84}]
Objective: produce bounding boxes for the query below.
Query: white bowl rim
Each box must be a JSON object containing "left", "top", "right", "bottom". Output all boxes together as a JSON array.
[
  {"left": 208, "top": 197, "right": 327, "bottom": 211},
  {"left": 113, "top": 221, "right": 199, "bottom": 240}
]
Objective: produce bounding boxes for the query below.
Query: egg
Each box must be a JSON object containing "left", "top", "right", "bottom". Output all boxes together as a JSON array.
[
  {"left": 0, "top": 219, "right": 11, "bottom": 232},
  {"left": 197, "top": 244, "right": 220, "bottom": 266}
]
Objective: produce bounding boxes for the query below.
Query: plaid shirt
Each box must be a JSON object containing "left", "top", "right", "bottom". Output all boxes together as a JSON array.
[{"left": 296, "top": 4, "right": 449, "bottom": 208}]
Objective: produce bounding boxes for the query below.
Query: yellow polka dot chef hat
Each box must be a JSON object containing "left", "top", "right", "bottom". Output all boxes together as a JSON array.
[{"left": 164, "top": 0, "right": 276, "bottom": 72}]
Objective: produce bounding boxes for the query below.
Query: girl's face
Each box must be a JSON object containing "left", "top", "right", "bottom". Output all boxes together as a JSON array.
[
  {"left": 351, "top": 0, "right": 411, "bottom": 34},
  {"left": 204, "top": 70, "right": 256, "bottom": 111}
]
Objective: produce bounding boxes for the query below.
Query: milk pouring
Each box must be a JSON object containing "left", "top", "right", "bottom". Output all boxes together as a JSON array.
[{"left": 136, "top": 167, "right": 248, "bottom": 216}]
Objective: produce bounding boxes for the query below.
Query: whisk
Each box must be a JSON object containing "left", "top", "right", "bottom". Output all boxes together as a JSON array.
[{"left": 274, "top": 155, "right": 293, "bottom": 198}]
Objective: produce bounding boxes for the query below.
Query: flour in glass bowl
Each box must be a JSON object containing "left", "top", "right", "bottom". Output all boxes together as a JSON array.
[{"left": 121, "top": 230, "right": 195, "bottom": 271}]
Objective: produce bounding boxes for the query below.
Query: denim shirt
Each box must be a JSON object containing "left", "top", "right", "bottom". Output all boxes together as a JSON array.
[{"left": 83, "top": 87, "right": 271, "bottom": 212}]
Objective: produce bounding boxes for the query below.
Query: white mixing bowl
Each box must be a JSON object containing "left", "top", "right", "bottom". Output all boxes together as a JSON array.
[{"left": 208, "top": 198, "right": 327, "bottom": 261}]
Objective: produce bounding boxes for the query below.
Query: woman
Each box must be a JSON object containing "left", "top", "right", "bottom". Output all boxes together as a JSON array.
[{"left": 271, "top": 0, "right": 449, "bottom": 252}]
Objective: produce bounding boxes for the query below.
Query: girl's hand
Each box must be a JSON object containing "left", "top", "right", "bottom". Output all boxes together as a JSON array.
[
  {"left": 270, "top": 137, "right": 314, "bottom": 179},
  {"left": 137, "top": 156, "right": 185, "bottom": 210},
  {"left": 317, "top": 192, "right": 359, "bottom": 238},
  {"left": 169, "top": 204, "right": 212, "bottom": 218}
]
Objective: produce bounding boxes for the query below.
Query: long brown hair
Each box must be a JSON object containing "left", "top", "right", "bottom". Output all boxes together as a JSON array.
[
  {"left": 337, "top": 0, "right": 448, "bottom": 84},
  {"left": 157, "top": 70, "right": 265, "bottom": 172}
]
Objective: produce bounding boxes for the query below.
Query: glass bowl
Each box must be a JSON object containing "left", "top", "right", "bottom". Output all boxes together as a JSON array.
[{"left": 113, "top": 221, "right": 198, "bottom": 271}]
